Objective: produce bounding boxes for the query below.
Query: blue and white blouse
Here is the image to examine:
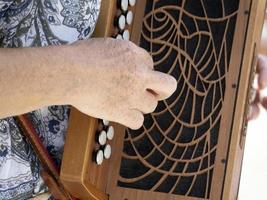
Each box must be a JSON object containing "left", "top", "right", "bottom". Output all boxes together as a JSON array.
[{"left": 0, "top": 0, "right": 101, "bottom": 199}]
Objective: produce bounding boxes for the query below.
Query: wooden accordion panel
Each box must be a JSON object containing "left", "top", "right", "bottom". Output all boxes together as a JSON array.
[
  {"left": 107, "top": 0, "right": 266, "bottom": 200},
  {"left": 119, "top": 2, "right": 240, "bottom": 197},
  {"left": 61, "top": 0, "right": 266, "bottom": 200}
]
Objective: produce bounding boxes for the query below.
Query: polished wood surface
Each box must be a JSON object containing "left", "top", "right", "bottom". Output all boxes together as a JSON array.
[
  {"left": 60, "top": 108, "right": 108, "bottom": 200},
  {"left": 223, "top": 1, "right": 267, "bottom": 199}
]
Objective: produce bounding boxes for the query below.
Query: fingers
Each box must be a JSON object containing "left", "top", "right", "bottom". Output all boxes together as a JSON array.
[
  {"left": 256, "top": 55, "right": 267, "bottom": 113},
  {"left": 257, "top": 55, "right": 267, "bottom": 89},
  {"left": 118, "top": 109, "right": 144, "bottom": 130},
  {"left": 135, "top": 91, "right": 158, "bottom": 114},
  {"left": 248, "top": 104, "right": 260, "bottom": 121},
  {"left": 130, "top": 42, "right": 154, "bottom": 69},
  {"left": 145, "top": 71, "right": 177, "bottom": 101},
  {"left": 261, "top": 96, "right": 267, "bottom": 110},
  {"left": 118, "top": 92, "right": 158, "bottom": 129},
  {"left": 134, "top": 46, "right": 177, "bottom": 101}
]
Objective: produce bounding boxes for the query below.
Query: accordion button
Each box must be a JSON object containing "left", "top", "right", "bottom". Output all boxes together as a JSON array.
[
  {"left": 121, "top": 0, "right": 128, "bottom": 12},
  {"left": 118, "top": 15, "right": 126, "bottom": 30},
  {"left": 123, "top": 30, "right": 130, "bottom": 40},
  {"left": 98, "top": 130, "right": 107, "bottom": 146},
  {"left": 107, "top": 126, "right": 114, "bottom": 140},
  {"left": 102, "top": 119, "right": 109, "bottom": 126},
  {"left": 104, "top": 144, "right": 112, "bottom": 159},
  {"left": 126, "top": 11, "right": 133, "bottom": 25},
  {"left": 95, "top": 150, "right": 104, "bottom": 165},
  {"left": 116, "top": 34, "right": 123, "bottom": 40},
  {"left": 129, "top": 0, "right": 136, "bottom": 6}
]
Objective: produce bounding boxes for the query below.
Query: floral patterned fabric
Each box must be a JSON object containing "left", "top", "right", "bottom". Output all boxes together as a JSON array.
[{"left": 0, "top": 0, "right": 101, "bottom": 199}]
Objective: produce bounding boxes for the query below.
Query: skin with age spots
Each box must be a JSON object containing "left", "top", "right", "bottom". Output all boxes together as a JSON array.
[{"left": 0, "top": 38, "right": 177, "bottom": 130}]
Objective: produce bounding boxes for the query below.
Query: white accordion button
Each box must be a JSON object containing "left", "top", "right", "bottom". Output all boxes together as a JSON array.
[
  {"left": 129, "top": 0, "right": 136, "bottom": 6},
  {"left": 96, "top": 150, "right": 104, "bottom": 165},
  {"left": 98, "top": 130, "right": 107, "bottom": 146},
  {"left": 126, "top": 11, "right": 133, "bottom": 25},
  {"left": 107, "top": 126, "right": 114, "bottom": 140},
  {"left": 121, "top": 0, "right": 128, "bottom": 12},
  {"left": 118, "top": 15, "right": 126, "bottom": 30},
  {"left": 104, "top": 144, "right": 112, "bottom": 159},
  {"left": 116, "top": 34, "right": 123, "bottom": 40},
  {"left": 123, "top": 30, "right": 130, "bottom": 40},
  {"left": 102, "top": 119, "right": 109, "bottom": 126}
]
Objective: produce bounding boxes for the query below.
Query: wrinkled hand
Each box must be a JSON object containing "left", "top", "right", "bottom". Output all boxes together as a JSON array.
[
  {"left": 69, "top": 38, "right": 177, "bottom": 129},
  {"left": 248, "top": 54, "right": 267, "bottom": 120}
]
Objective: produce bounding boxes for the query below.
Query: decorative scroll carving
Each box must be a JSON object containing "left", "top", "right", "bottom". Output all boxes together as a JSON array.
[{"left": 117, "top": 0, "right": 239, "bottom": 198}]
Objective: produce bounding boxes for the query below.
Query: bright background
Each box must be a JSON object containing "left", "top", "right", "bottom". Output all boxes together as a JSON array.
[
  {"left": 239, "top": 107, "right": 267, "bottom": 199},
  {"left": 238, "top": 13, "right": 267, "bottom": 200}
]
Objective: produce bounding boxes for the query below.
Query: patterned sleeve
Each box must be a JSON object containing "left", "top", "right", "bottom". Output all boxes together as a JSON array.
[{"left": 0, "top": 0, "right": 13, "bottom": 12}]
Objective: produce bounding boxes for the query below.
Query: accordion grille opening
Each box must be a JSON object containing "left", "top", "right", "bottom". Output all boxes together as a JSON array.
[{"left": 117, "top": 0, "right": 240, "bottom": 198}]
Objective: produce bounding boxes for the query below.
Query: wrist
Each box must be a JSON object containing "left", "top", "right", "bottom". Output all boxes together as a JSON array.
[
  {"left": 31, "top": 45, "right": 76, "bottom": 106},
  {"left": 52, "top": 43, "right": 96, "bottom": 106}
]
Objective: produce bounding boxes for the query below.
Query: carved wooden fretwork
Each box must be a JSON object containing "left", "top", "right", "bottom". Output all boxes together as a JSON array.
[
  {"left": 102, "top": 1, "right": 267, "bottom": 200},
  {"left": 118, "top": 1, "right": 239, "bottom": 198}
]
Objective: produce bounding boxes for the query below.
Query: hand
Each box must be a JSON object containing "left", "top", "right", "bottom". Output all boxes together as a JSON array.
[
  {"left": 68, "top": 38, "right": 177, "bottom": 129},
  {"left": 248, "top": 54, "right": 267, "bottom": 120}
]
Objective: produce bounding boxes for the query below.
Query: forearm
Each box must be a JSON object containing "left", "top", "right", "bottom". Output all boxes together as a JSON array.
[
  {"left": 0, "top": 45, "right": 76, "bottom": 118},
  {"left": 0, "top": 38, "right": 177, "bottom": 130}
]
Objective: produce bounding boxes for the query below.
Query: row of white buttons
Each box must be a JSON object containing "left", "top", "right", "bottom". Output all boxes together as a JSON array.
[
  {"left": 95, "top": 120, "right": 114, "bottom": 165},
  {"left": 120, "top": 0, "right": 136, "bottom": 12},
  {"left": 115, "top": 0, "right": 135, "bottom": 41},
  {"left": 95, "top": 144, "right": 112, "bottom": 165},
  {"left": 118, "top": 11, "right": 133, "bottom": 30},
  {"left": 116, "top": 30, "right": 130, "bottom": 40},
  {"left": 98, "top": 126, "right": 114, "bottom": 145}
]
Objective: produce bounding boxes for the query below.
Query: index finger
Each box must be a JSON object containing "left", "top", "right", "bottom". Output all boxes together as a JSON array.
[{"left": 145, "top": 71, "right": 177, "bottom": 101}]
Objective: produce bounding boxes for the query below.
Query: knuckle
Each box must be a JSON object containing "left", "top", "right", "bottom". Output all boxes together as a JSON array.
[
  {"left": 121, "top": 40, "right": 136, "bottom": 51},
  {"left": 148, "top": 56, "right": 154, "bottom": 68},
  {"left": 138, "top": 48, "right": 153, "bottom": 68}
]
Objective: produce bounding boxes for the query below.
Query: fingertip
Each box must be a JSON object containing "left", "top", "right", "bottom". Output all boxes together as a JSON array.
[
  {"left": 147, "top": 71, "right": 177, "bottom": 101},
  {"left": 169, "top": 75, "right": 178, "bottom": 94},
  {"left": 262, "top": 96, "right": 267, "bottom": 110},
  {"left": 129, "top": 123, "right": 143, "bottom": 130},
  {"left": 159, "top": 74, "right": 177, "bottom": 100},
  {"left": 129, "top": 114, "right": 144, "bottom": 130},
  {"left": 248, "top": 104, "right": 260, "bottom": 121},
  {"left": 258, "top": 74, "right": 267, "bottom": 90}
]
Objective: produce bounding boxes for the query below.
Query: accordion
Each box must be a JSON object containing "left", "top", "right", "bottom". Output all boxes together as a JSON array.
[{"left": 60, "top": 0, "right": 266, "bottom": 199}]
